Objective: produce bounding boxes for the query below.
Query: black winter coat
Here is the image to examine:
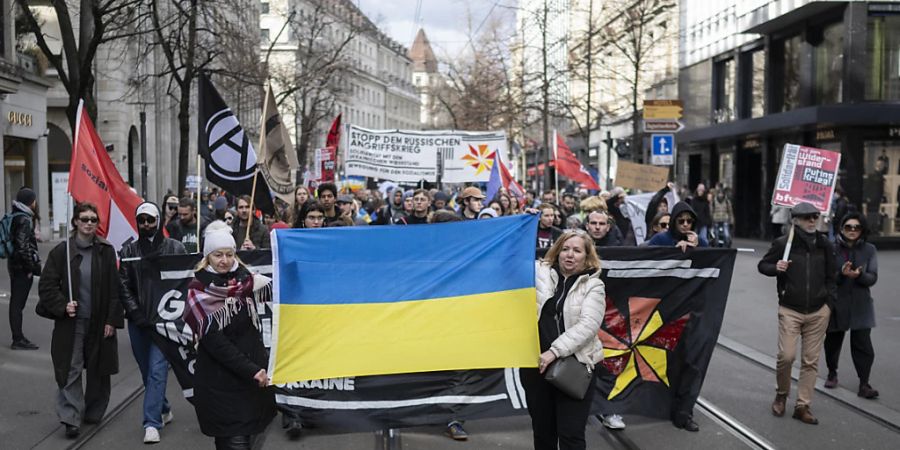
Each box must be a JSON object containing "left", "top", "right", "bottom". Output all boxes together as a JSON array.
[
  {"left": 118, "top": 233, "right": 186, "bottom": 325},
  {"left": 8, "top": 205, "right": 41, "bottom": 275},
  {"left": 689, "top": 196, "right": 712, "bottom": 228},
  {"left": 830, "top": 237, "right": 878, "bottom": 331},
  {"left": 192, "top": 270, "right": 276, "bottom": 437},
  {"left": 758, "top": 226, "right": 838, "bottom": 314},
  {"left": 37, "top": 235, "right": 124, "bottom": 388}
]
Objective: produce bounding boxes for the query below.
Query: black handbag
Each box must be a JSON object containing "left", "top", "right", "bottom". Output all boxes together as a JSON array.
[{"left": 544, "top": 355, "right": 593, "bottom": 400}]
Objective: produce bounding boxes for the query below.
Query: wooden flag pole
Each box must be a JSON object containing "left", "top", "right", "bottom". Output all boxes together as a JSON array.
[
  {"left": 245, "top": 84, "right": 270, "bottom": 246},
  {"left": 196, "top": 154, "right": 202, "bottom": 252}
]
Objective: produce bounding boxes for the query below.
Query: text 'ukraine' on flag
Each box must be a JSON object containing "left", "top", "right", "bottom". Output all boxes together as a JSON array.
[{"left": 268, "top": 214, "right": 540, "bottom": 384}]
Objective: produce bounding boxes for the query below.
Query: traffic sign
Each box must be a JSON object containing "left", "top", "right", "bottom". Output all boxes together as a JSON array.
[
  {"left": 651, "top": 134, "right": 675, "bottom": 166},
  {"left": 644, "top": 119, "right": 685, "bottom": 133},
  {"left": 643, "top": 100, "right": 683, "bottom": 119}
]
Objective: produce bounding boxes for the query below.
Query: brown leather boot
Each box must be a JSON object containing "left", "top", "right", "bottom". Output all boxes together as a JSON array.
[
  {"left": 792, "top": 405, "right": 819, "bottom": 425},
  {"left": 771, "top": 394, "right": 787, "bottom": 417}
]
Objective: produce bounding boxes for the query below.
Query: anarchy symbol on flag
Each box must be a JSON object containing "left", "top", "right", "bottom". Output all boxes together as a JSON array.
[{"left": 205, "top": 108, "right": 257, "bottom": 181}]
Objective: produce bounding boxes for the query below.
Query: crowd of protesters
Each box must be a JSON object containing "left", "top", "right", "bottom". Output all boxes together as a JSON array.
[{"left": 1, "top": 177, "right": 879, "bottom": 448}]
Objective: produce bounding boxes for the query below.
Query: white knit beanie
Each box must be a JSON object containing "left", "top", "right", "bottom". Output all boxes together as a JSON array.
[{"left": 203, "top": 220, "right": 236, "bottom": 256}]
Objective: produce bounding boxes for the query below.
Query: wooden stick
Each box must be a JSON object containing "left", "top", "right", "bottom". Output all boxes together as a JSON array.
[
  {"left": 782, "top": 222, "right": 795, "bottom": 261},
  {"left": 245, "top": 169, "right": 259, "bottom": 245},
  {"left": 196, "top": 154, "right": 202, "bottom": 253},
  {"left": 245, "top": 84, "right": 270, "bottom": 246}
]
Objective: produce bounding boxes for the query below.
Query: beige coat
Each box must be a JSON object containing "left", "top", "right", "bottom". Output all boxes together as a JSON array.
[{"left": 534, "top": 261, "right": 605, "bottom": 366}]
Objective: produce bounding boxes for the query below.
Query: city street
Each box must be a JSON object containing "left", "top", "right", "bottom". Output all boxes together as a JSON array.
[{"left": 2, "top": 238, "right": 899, "bottom": 449}]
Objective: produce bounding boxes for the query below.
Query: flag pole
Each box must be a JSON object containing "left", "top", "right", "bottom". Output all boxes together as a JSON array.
[
  {"left": 245, "top": 85, "right": 270, "bottom": 245},
  {"left": 65, "top": 193, "right": 74, "bottom": 308},
  {"left": 196, "top": 154, "right": 201, "bottom": 252},
  {"left": 553, "top": 129, "right": 560, "bottom": 200}
]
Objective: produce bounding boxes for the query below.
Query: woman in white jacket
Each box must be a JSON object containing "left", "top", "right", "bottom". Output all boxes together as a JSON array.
[{"left": 523, "top": 229, "right": 605, "bottom": 450}]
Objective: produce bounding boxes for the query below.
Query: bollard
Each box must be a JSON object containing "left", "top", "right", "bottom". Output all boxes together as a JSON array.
[{"left": 374, "top": 428, "right": 401, "bottom": 450}]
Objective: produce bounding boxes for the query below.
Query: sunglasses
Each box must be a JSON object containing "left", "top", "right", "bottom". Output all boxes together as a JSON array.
[
  {"left": 658, "top": 221, "right": 670, "bottom": 228},
  {"left": 225, "top": 216, "right": 234, "bottom": 222},
  {"left": 166, "top": 204, "right": 178, "bottom": 211},
  {"left": 78, "top": 216, "right": 99, "bottom": 224},
  {"left": 677, "top": 218, "right": 694, "bottom": 225},
  {"left": 799, "top": 214, "right": 820, "bottom": 221},
  {"left": 843, "top": 224, "right": 861, "bottom": 231},
  {"left": 137, "top": 216, "right": 157, "bottom": 225}
]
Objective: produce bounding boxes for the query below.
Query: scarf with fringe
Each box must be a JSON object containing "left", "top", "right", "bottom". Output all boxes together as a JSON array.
[{"left": 183, "top": 263, "right": 271, "bottom": 340}]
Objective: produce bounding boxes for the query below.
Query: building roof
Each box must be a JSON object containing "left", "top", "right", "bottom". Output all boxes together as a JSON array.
[{"left": 409, "top": 28, "right": 438, "bottom": 73}]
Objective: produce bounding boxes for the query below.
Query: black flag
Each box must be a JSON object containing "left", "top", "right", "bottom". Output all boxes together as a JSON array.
[{"left": 198, "top": 73, "right": 275, "bottom": 215}]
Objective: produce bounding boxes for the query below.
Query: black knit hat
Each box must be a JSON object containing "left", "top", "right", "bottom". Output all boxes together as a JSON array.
[{"left": 16, "top": 187, "right": 36, "bottom": 206}]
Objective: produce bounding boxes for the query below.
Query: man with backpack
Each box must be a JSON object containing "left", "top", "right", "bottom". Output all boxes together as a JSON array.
[{"left": 3, "top": 187, "right": 42, "bottom": 350}]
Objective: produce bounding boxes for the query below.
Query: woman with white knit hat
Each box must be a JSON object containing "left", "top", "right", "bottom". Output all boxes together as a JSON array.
[{"left": 183, "top": 221, "right": 275, "bottom": 449}]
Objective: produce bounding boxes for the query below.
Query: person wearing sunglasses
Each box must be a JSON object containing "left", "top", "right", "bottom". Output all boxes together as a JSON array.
[
  {"left": 37, "top": 202, "right": 124, "bottom": 439},
  {"left": 161, "top": 195, "right": 179, "bottom": 238},
  {"left": 646, "top": 201, "right": 708, "bottom": 253},
  {"left": 118, "top": 202, "right": 186, "bottom": 443},
  {"left": 645, "top": 211, "right": 672, "bottom": 242},
  {"left": 824, "top": 212, "right": 879, "bottom": 400},
  {"left": 758, "top": 202, "right": 838, "bottom": 426}
]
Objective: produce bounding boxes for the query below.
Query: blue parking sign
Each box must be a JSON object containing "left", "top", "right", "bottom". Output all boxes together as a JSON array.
[{"left": 651, "top": 134, "right": 675, "bottom": 165}]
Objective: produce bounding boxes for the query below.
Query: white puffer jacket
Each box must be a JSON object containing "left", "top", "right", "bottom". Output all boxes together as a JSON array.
[{"left": 535, "top": 261, "right": 606, "bottom": 366}]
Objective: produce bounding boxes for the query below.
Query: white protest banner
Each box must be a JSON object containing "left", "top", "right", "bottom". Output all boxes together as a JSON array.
[
  {"left": 344, "top": 126, "right": 508, "bottom": 183},
  {"left": 772, "top": 144, "right": 841, "bottom": 214}
]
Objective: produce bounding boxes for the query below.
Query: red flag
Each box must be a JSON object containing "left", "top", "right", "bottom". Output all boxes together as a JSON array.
[
  {"left": 326, "top": 113, "right": 342, "bottom": 149},
  {"left": 68, "top": 102, "right": 143, "bottom": 250},
  {"left": 498, "top": 157, "right": 526, "bottom": 202},
  {"left": 554, "top": 134, "right": 600, "bottom": 190}
]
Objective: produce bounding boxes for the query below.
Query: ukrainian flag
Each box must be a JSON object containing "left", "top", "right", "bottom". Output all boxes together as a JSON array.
[{"left": 268, "top": 214, "right": 540, "bottom": 384}]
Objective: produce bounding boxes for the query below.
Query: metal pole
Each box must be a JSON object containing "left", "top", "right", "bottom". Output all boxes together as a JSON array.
[
  {"left": 436, "top": 150, "right": 443, "bottom": 191},
  {"left": 140, "top": 111, "right": 148, "bottom": 198}
]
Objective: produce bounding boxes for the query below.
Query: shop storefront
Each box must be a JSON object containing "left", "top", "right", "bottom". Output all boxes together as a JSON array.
[{"left": 0, "top": 77, "right": 50, "bottom": 237}]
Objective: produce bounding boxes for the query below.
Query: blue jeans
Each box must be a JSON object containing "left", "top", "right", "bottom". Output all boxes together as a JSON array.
[{"left": 128, "top": 321, "right": 171, "bottom": 429}]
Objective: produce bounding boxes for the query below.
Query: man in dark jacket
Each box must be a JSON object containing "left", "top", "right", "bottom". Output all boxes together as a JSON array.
[
  {"left": 37, "top": 202, "right": 123, "bottom": 438},
  {"left": 606, "top": 188, "right": 636, "bottom": 245},
  {"left": 232, "top": 195, "right": 270, "bottom": 249},
  {"left": 758, "top": 202, "right": 837, "bottom": 426},
  {"left": 8, "top": 187, "right": 42, "bottom": 349},
  {"left": 119, "top": 202, "right": 186, "bottom": 443},
  {"left": 585, "top": 210, "right": 622, "bottom": 248},
  {"left": 165, "top": 197, "right": 209, "bottom": 253}
]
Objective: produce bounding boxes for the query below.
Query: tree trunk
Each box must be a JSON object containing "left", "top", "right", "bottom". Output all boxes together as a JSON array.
[{"left": 177, "top": 82, "right": 191, "bottom": 195}]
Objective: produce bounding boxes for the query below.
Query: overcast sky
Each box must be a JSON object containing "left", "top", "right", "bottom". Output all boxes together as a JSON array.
[{"left": 355, "top": 0, "right": 513, "bottom": 59}]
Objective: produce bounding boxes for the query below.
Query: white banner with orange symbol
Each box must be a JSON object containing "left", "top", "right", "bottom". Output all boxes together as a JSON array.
[{"left": 344, "top": 125, "right": 507, "bottom": 183}]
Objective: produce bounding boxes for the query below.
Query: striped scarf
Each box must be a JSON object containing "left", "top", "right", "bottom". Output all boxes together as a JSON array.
[{"left": 183, "top": 265, "right": 271, "bottom": 340}]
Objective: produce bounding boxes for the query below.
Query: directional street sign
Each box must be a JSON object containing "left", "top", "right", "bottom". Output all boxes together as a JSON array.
[
  {"left": 643, "top": 100, "right": 683, "bottom": 120},
  {"left": 644, "top": 119, "right": 685, "bottom": 133},
  {"left": 651, "top": 134, "right": 675, "bottom": 166}
]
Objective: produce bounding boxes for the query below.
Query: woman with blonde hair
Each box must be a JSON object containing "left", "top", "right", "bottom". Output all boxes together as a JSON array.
[
  {"left": 522, "top": 229, "right": 606, "bottom": 450},
  {"left": 184, "top": 221, "right": 275, "bottom": 449}
]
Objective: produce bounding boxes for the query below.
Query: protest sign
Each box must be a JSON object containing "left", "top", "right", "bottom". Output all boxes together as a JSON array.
[
  {"left": 772, "top": 144, "right": 841, "bottom": 213},
  {"left": 615, "top": 161, "right": 670, "bottom": 192},
  {"left": 344, "top": 125, "right": 507, "bottom": 183}
]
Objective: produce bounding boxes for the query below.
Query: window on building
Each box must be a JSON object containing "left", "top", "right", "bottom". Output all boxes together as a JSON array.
[
  {"left": 782, "top": 35, "right": 803, "bottom": 112},
  {"left": 260, "top": 28, "right": 270, "bottom": 43},
  {"left": 814, "top": 22, "right": 843, "bottom": 104},
  {"left": 260, "top": 2, "right": 269, "bottom": 14},
  {"left": 751, "top": 49, "right": 766, "bottom": 118},
  {"left": 867, "top": 13, "right": 900, "bottom": 100},
  {"left": 713, "top": 57, "right": 736, "bottom": 123}
]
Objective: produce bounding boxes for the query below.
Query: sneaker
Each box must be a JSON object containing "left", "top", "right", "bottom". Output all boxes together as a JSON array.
[
  {"left": 445, "top": 422, "right": 468, "bottom": 441},
  {"left": 600, "top": 414, "right": 626, "bottom": 430},
  {"left": 162, "top": 411, "right": 174, "bottom": 426},
  {"left": 858, "top": 384, "right": 879, "bottom": 399},
  {"left": 11, "top": 338, "right": 39, "bottom": 350},
  {"left": 143, "top": 427, "right": 160, "bottom": 444},
  {"left": 65, "top": 425, "right": 80, "bottom": 439},
  {"left": 824, "top": 372, "right": 838, "bottom": 389}
]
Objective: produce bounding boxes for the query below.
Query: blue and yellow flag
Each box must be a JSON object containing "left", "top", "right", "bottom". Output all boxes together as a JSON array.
[{"left": 268, "top": 215, "right": 540, "bottom": 383}]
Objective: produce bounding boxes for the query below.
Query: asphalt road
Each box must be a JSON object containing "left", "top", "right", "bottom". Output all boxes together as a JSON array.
[{"left": 2, "top": 238, "right": 899, "bottom": 449}]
